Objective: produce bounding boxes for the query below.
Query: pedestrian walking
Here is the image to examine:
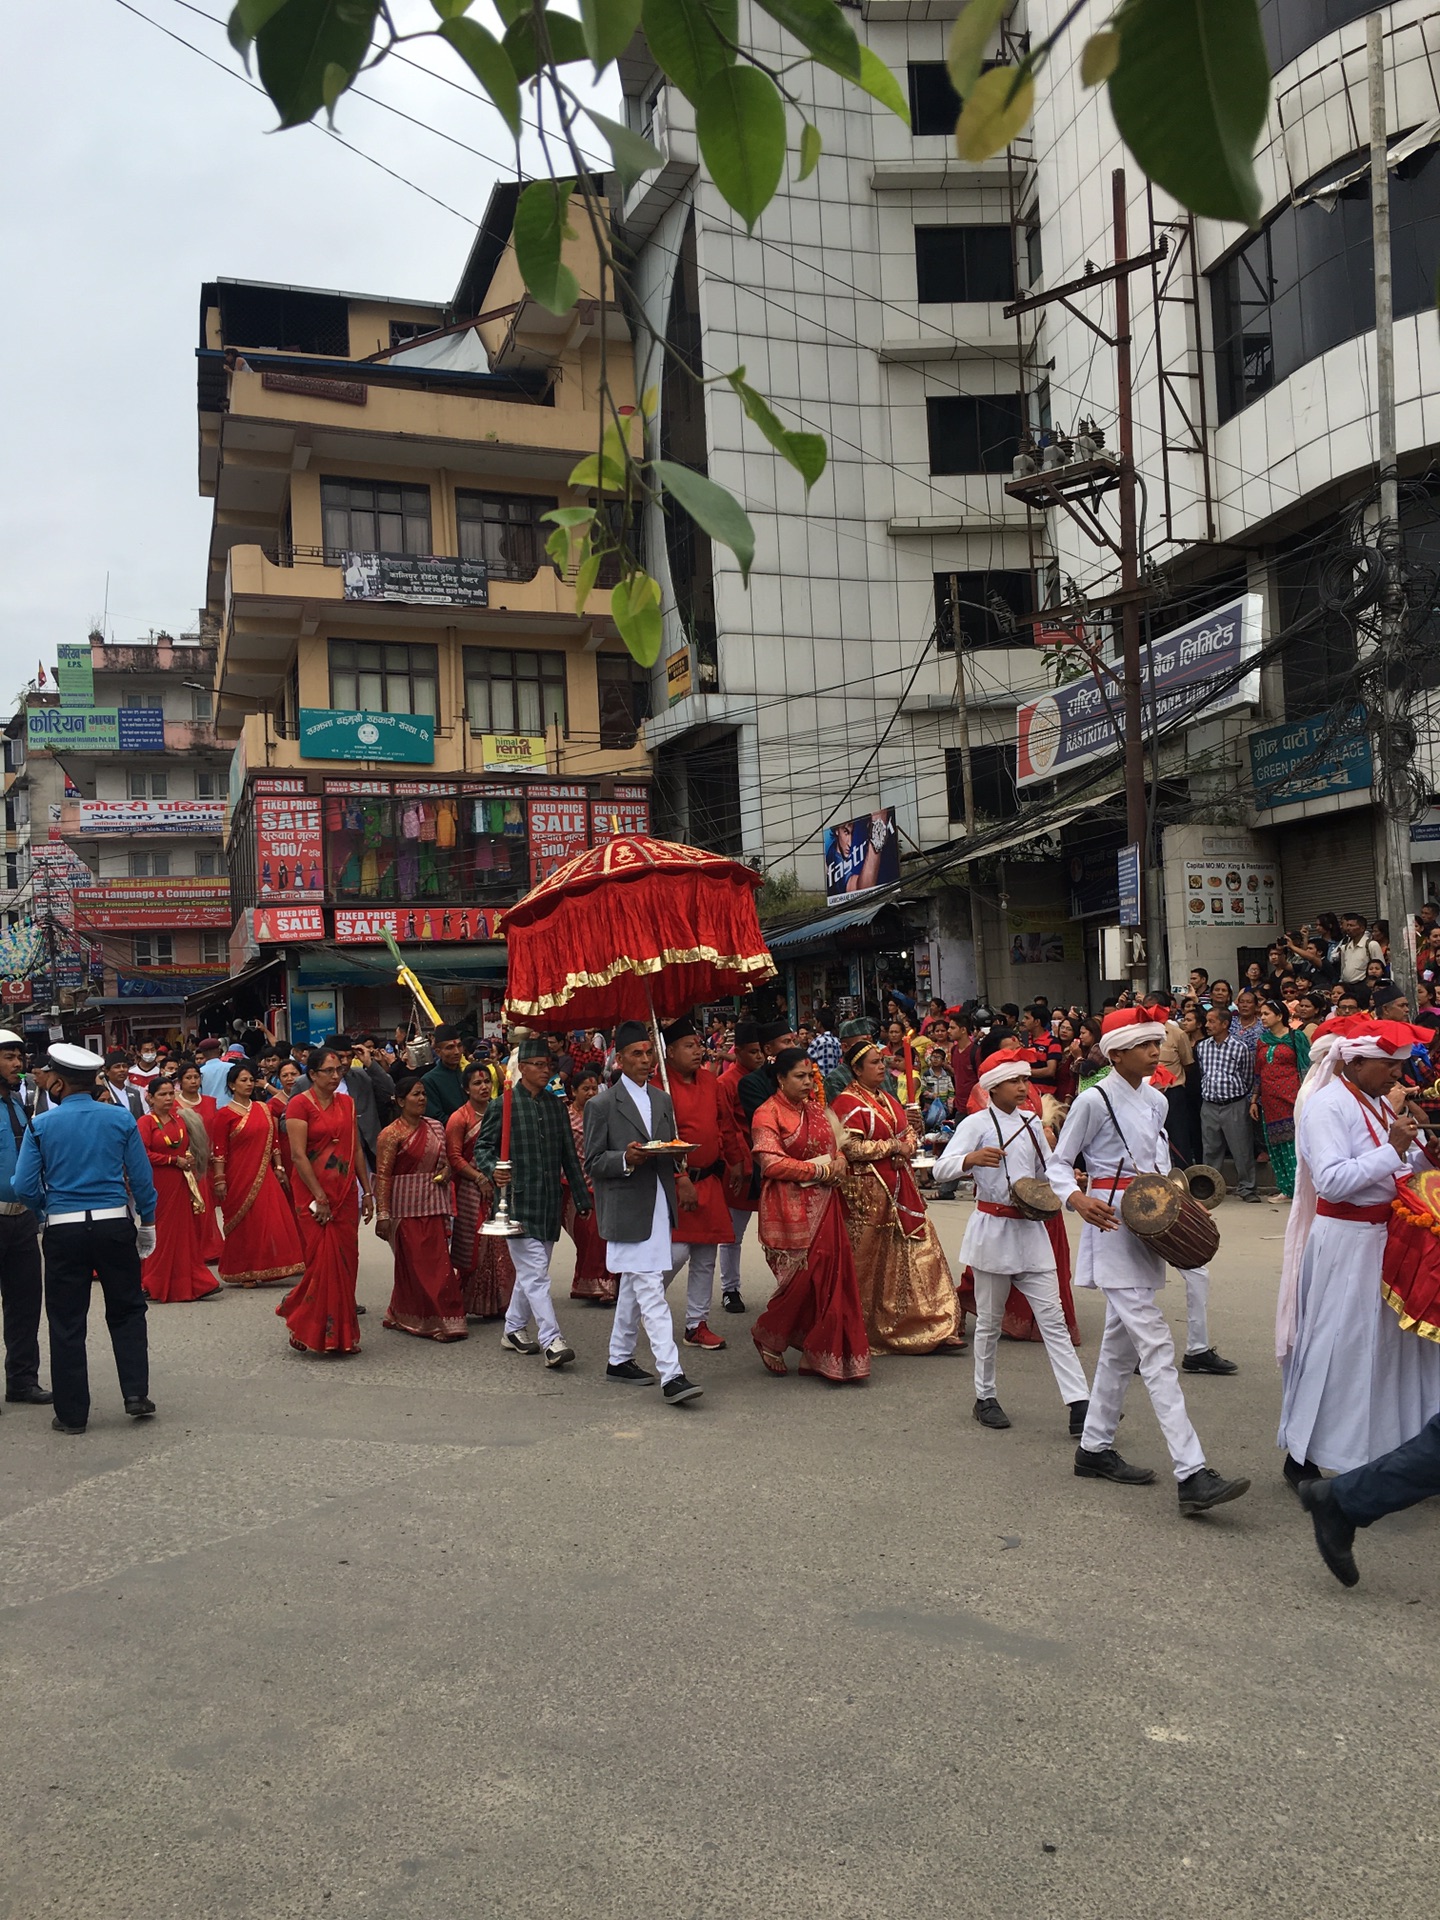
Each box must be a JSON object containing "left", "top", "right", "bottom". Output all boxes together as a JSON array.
[
  {"left": 0, "top": 1030, "right": 50, "bottom": 1407},
  {"left": 1300, "top": 1410, "right": 1440, "bottom": 1586},
  {"left": 660, "top": 1017, "right": 741, "bottom": 1353}
]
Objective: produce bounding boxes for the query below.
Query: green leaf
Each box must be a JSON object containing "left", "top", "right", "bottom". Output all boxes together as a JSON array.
[
  {"left": 727, "top": 370, "right": 826, "bottom": 491},
  {"left": 1108, "top": 0, "right": 1270, "bottom": 225},
  {"left": 754, "top": 0, "right": 860, "bottom": 82},
  {"left": 502, "top": 8, "right": 589, "bottom": 81},
  {"left": 580, "top": 0, "right": 644, "bottom": 70},
  {"left": 569, "top": 452, "right": 629, "bottom": 492},
  {"left": 545, "top": 526, "right": 572, "bottom": 569},
  {"left": 587, "top": 108, "right": 664, "bottom": 195},
  {"left": 653, "top": 459, "right": 756, "bottom": 581},
  {"left": 641, "top": 0, "right": 736, "bottom": 106},
  {"left": 954, "top": 64, "right": 1033, "bottom": 161},
  {"left": 438, "top": 17, "right": 521, "bottom": 136},
  {"left": 541, "top": 507, "right": 600, "bottom": 528},
  {"left": 694, "top": 67, "right": 785, "bottom": 232},
  {"left": 945, "top": 0, "right": 1007, "bottom": 97},
  {"left": 490, "top": 0, "right": 526, "bottom": 21},
  {"left": 797, "top": 121, "right": 822, "bottom": 181},
  {"left": 1080, "top": 29, "right": 1121, "bottom": 86},
  {"left": 514, "top": 180, "right": 581, "bottom": 316},
  {"left": 429, "top": 0, "right": 473, "bottom": 18},
  {"left": 856, "top": 44, "right": 909, "bottom": 126},
  {"left": 227, "top": 0, "right": 290, "bottom": 61},
  {"left": 612, "top": 573, "right": 664, "bottom": 667},
  {"left": 575, "top": 549, "right": 602, "bottom": 614},
  {"left": 251, "top": 0, "right": 379, "bottom": 128},
  {"left": 320, "top": 59, "right": 350, "bottom": 117}
]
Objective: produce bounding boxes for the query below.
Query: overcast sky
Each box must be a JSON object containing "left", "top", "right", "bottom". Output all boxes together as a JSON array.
[{"left": 0, "top": 0, "right": 613, "bottom": 698}]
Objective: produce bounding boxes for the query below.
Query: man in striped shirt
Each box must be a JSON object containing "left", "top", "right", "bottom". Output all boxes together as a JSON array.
[{"left": 1196, "top": 1005, "right": 1258, "bottom": 1201}]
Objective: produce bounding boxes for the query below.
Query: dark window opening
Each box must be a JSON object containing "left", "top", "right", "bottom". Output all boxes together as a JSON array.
[
  {"left": 597, "top": 654, "right": 653, "bottom": 748},
  {"left": 216, "top": 286, "right": 350, "bottom": 357},
  {"left": 456, "top": 491, "right": 556, "bottom": 581},
  {"left": 936, "top": 570, "right": 1036, "bottom": 651},
  {"left": 946, "top": 743, "right": 1020, "bottom": 823},
  {"left": 464, "top": 647, "right": 567, "bottom": 736},
  {"left": 656, "top": 729, "right": 742, "bottom": 856},
  {"left": 661, "top": 213, "right": 718, "bottom": 685},
  {"left": 908, "top": 62, "right": 962, "bottom": 137},
  {"left": 915, "top": 226, "right": 1015, "bottom": 303},
  {"left": 926, "top": 394, "right": 1024, "bottom": 475},
  {"left": 1276, "top": 527, "right": 1360, "bottom": 713},
  {"left": 328, "top": 639, "right": 438, "bottom": 716},
  {"left": 321, "top": 478, "right": 431, "bottom": 560},
  {"left": 1259, "top": 0, "right": 1372, "bottom": 70},
  {"left": 389, "top": 319, "right": 437, "bottom": 349}
]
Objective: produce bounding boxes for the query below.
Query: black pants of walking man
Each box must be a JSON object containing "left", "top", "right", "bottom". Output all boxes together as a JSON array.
[
  {"left": 0, "top": 1210, "right": 43, "bottom": 1395},
  {"left": 45, "top": 1218, "right": 148, "bottom": 1430},
  {"left": 1301, "top": 1411, "right": 1440, "bottom": 1585}
]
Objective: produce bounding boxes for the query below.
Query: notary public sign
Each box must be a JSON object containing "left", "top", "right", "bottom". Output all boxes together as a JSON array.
[
  {"left": 74, "top": 798, "right": 228, "bottom": 834},
  {"left": 1014, "top": 594, "right": 1263, "bottom": 788}
]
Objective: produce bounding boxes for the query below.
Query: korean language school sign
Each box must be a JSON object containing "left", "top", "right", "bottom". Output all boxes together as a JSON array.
[
  {"left": 1014, "top": 594, "right": 1263, "bottom": 787},
  {"left": 27, "top": 706, "right": 165, "bottom": 752},
  {"left": 298, "top": 709, "right": 435, "bottom": 764},
  {"left": 1248, "top": 708, "right": 1373, "bottom": 809},
  {"left": 528, "top": 787, "right": 590, "bottom": 882}
]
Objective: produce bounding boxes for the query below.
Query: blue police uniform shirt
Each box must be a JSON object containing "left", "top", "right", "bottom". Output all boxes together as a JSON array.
[
  {"left": 200, "top": 1056, "right": 233, "bottom": 1108},
  {"left": 0, "top": 1088, "right": 28, "bottom": 1206},
  {"left": 14, "top": 1094, "right": 158, "bottom": 1223}
]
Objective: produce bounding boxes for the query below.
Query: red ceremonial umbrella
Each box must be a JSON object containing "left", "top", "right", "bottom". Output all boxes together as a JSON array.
[{"left": 500, "top": 833, "right": 775, "bottom": 1033}]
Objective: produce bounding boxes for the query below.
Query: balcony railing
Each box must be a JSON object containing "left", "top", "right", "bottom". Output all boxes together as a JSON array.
[{"left": 258, "top": 538, "right": 553, "bottom": 584}]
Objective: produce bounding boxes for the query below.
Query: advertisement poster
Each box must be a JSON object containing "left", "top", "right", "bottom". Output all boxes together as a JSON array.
[
  {"left": 254, "top": 904, "right": 326, "bottom": 942},
  {"left": 28, "top": 706, "right": 165, "bottom": 752},
  {"left": 333, "top": 906, "right": 503, "bottom": 945},
  {"left": 1015, "top": 593, "right": 1263, "bottom": 787},
  {"left": 75, "top": 798, "right": 228, "bottom": 835},
  {"left": 823, "top": 806, "right": 901, "bottom": 906},
  {"left": 256, "top": 794, "right": 324, "bottom": 900},
  {"left": 339, "top": 551, "right": 488, "bottom": 607},
  {"left": 1248, "top": 708, "right": 1373, "bottom": 809},
  {"left": 480, "top": 733, "right": 547, "bottom": 772},
  {"left": 72, "top": 881, "right": 232, "bottom": 931},
  {"left": 1006, "top": 911, "right": 1077, "bottom": 965},
  {"left": 56, "top": 642, "right": 95, "bottom": 709},
  {"left": 591, "top": 786, "right": 651, "bottom": 842},
  {"left": 665, "top": 648, "right": 692, "bottom": 703},
  {"left": 1182, "top": 859, "right": 1280, "bottom": 927},
  {"left": 528, "top": 789, "right": 590, "bottom": 882},
  {"left": 298, "top": 709, "right": 435, "bottom": 764}
]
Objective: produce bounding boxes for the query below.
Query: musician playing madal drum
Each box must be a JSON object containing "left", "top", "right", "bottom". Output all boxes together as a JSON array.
[
  {"left": 1275, "top": 1014, "right": 1440, "bottom": 1492},
  {"left": 1047, "top": 1009, "right": 1251, "bottom": 1518}
]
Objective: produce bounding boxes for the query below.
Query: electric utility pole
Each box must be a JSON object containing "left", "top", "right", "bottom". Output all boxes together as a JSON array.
[{"left": 948, "top": 572, "right": 989, "bottom": 1003}]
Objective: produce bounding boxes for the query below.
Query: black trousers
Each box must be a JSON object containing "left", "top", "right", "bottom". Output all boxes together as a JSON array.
[
  {"left": 1331, "top": 1412, "right": 1440, "bottom": 1526},
  {"left": 0, "top": 1209, "right": 43, "bottom": 1391},
  {"left": 44, "top": 1218, "right": 148, "bottom": 1428}
]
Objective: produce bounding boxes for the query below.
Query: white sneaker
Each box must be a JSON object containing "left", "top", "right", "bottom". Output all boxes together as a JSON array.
[
  {"left": 544, "top": 1338, "right": 575, "bottom": 1369},
  {"left": 500, "top": 1328, "right": 540, "bottom": 1355}
]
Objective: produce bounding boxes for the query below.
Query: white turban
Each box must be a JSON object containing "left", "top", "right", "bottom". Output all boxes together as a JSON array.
[
  {"left": 978, "top": 1053, "right": 1033, "bottom": 1093},
  {"left": 1097, "top": 1019, "right": 1166, "bottom": 1060}
]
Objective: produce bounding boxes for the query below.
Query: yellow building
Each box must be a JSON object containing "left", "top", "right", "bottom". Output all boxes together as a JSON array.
[{"left": 197, "top": 187, "right": 654, "bottom": 1039}]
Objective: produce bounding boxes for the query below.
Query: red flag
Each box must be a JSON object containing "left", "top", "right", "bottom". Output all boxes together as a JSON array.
[{"left": 36, "top": 661, "right": 46, "bottom": 686}]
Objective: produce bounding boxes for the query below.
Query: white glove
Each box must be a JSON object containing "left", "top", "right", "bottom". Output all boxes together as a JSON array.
[{"left": 136, "top": 1224, "right": 157, "bottom": 1260}]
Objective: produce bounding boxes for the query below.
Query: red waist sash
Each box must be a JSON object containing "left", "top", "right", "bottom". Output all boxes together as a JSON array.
[
  {"left": 1317, "top": 1198, "right": 1392, "bottom": 1224},
  {"left": 977, "top": 1200, "right": 1025, "bottom": 1219}
]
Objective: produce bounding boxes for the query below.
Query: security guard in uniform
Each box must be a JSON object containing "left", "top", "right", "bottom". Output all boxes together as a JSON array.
[
  {"left": 0, "top": 1029, "right": 50, "bottom": 1406},
  {"left": 14, "top": 1043, "right": 158, "bottom": 1435}
]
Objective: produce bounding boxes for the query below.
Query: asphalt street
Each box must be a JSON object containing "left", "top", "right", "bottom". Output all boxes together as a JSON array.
[{"left": 1, "top": 1197, "right": 1435, "bottom": 1920}]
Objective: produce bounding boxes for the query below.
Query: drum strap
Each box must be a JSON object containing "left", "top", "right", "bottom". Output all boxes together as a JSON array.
[
  {"left": 988, "top": 1107, "right": 1048, "bottom": 1176},
  {"left": 1093, "top": 1086, "right": 1157, "bottom": 1203}
]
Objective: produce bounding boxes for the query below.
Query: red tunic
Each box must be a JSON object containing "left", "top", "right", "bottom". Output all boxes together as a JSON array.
[
  {"left": 667, "top": 1068, "right": 742, "bottom": 1246},
  {"left": 716, "top": 1062, "right": 757, "bottom": 1215}
]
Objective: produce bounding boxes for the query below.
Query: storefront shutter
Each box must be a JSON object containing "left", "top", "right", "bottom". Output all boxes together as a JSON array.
[{"left": 1277, "top": 808, "right": 1379, "bottom": 926}]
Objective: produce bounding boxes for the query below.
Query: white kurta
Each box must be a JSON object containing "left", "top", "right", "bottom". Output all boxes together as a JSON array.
[
  {"left": 935, "top": 1107, "right": 1055, "bottom": 1276},
  {"left": 1278, "top": 1077, "right": 1440, "bottom": 1471},
  {"left": 1047, "top": 1075, "right": 1175, "bottom": 1290},
  {"left": 603, "top": 1079, "right": 674, "bottom": 1275}
]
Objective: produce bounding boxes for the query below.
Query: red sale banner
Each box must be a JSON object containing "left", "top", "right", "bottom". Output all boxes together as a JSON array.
[
  {"left": 257, "top": 795, "right": 323, "bottom": 900},
  {"left": 333, "top": 906, "right": 503, "bottom": 945},
  {"left": 528, "top": 792, "right": 590, "bottom": 881}
]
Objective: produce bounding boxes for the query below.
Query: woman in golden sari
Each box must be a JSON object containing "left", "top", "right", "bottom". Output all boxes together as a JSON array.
[
  {"left": 831, "top": 1037, "right": 963, "bottom": 1354},
  {"left": 211, "top": 1062, "right": 305, "bottom": 1288}
]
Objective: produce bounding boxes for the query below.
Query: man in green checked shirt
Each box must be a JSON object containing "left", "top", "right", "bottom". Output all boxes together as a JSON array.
[{"left": 475, "top": 1036, "right": 592, "bottom": 1370}]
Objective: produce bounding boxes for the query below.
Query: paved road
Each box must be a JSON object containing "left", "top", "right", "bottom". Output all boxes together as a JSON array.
[{"left": 1, "top": 1197, "right": 1435, "bottom": 1920}]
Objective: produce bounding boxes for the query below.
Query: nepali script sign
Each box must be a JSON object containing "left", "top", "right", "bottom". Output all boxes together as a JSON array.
[{"left": 1014, "top": 594, "right": 1263, "bottom": 789}]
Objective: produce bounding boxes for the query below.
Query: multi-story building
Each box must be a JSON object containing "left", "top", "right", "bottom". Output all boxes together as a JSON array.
[{"left": 196, "top": 191, "right": 655, "bottom": 1041}]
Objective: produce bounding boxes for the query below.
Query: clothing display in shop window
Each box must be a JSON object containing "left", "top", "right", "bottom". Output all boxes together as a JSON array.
[
  {"left": 436, "top": 798, "right": 457, "bottom": 848},
  {"left": 418, "top": 804, "right": 437, "bottom": 842}
]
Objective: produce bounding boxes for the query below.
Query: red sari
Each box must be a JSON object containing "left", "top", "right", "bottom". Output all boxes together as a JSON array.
[
  {"left": 138, "top": 1113, "right": 220, "bottom": 1303},
  {"left": 445, "top": 1102, "right": 515, "bottom": 1318},
  {"left": 960, "top": 1083, "right": 1080, "bottom": 1345},
  {"left": 750, "top": 1093, "right": 870, "bottom": 1383},
  {"left": 564, "top": 1100, "right": 615, "bottom": 1301},
  {"left": 177, "top": 1093, "right": 224, "bottom": 1263},
  {"left": 278, "top": 1091, "right": 362, "bottom": 1354},
  {"left": 211, "top": 1098, "right": 304, "bottom": 1287},
  {"left": 375, "top": 1116, "right": 466, "bottom": 1341}
]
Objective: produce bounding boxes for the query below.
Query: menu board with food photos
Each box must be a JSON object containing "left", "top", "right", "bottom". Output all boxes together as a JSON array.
[{"left": 1182, "top": 859, "right": 1280, "bottom": 926}]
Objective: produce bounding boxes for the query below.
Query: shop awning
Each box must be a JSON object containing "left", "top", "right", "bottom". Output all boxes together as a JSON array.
[
  {"left": 87, "top": 995, "right": 193, "bottom": 1009},
  {"left": 298, "top": 946, "right": 508, "bottom": 989},
  {"left": 182, "top": 954, "right": 287, "bottom": 1014},
  {"left": 766, "top": 898, "right": 893, "bottom": 953}
]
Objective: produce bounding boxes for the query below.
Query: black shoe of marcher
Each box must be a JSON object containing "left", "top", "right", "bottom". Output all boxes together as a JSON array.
[
  {"left": 356, "top": 1303, "right": 367, "bottom": 1314},
  {"left": 1074, "top": 1446, "right": 1156, "bottom": 1485},
  {"left": 1299, "top": 1477, "right": 1359, "bottom": 1587},
  {"left": 124, "top": 1396, "right": 157, "bottom": 1420},
  {"left": 1067, "top": 1399, "right": 1090, "bottom": 1439},
  {"left": 663, "top": 1373, "right": 703, "bottom": 1405},
  {"left": 1182, "top": 1347, "right": 1239, "bottom": 1376},
  {"left": 5, "top": 1384, "right": 54, "bottom": 1404},
  {"left": 722, "top": 1290, "right": 745, "bottom": 1314},
  {"left": 1238, "top": 1191, "right": 1261, "bottom": 1203},
  {"left": 606, "top": 1360, "right": 656, "bottom": 1385},
  {"left": 1283, "top": 1453, "right": 1322, "bottom": 1496},
  {"left": 1177, "top": 1467, "right": 1251, "bottom": 1516},
  {"left": 51, "top": 1416, "right": 87, "bottom": 1435},
  {"left": 972, "top": 1397, "right": 1012, "bottom": 1430}
]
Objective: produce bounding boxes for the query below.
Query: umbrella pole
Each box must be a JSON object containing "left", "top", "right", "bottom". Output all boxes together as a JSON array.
[{"left": 646, "top": 982, "right": 671, "bottom": 1094}]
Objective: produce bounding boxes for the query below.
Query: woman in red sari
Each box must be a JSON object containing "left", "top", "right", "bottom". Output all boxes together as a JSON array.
[
  {"left": 375, "top": 1074, "right": 466, "bottom": 1341},
  {"left": 175, "top": 1059, "right": 224, "bottom": 1264},
  {"left": 138, "top": 1077, "right": 221, "bottom": 1302},
  {"left": 212, "top": 1062, "right": 304, "bottom": 1288},
  {"left": 445, "top": 1062, "right": 514, "bottom": 1321},
  {"left": 279, "top": 1045, "right": 374, "bottom": 1355},
  {"left": 565, "top": 1068, "right": 616, "bottom": 1303},
  {"left": 751, "top": 1049, "right": 870, "bottom": 1383},
  {"left": 268, "top": 1059, "right": 301, "bottom": 1183}
]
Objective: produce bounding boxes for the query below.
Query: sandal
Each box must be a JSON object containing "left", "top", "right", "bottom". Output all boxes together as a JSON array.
[{"left": 757, "top": 1347, "right": 788, "bottom": 1376}]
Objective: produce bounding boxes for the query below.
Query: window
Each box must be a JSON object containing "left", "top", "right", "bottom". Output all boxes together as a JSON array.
[
  {"left": 320, "top": 478, "right": 431, "bottom": 559},
  {"left": 597, "top": 654, "right": 653, "bottom": 747},
  {"left": 936, "top": 570, "right": 1036, "bottom": 651},
  {"left": 216, "top": 285, "right": 350, "bottom": 356},
  {"left": 199, "top": 932, "right": 226, "bottom": 965},
  {"left": 326, "top": 791, "right": 527, "bottom": 901},
  {"left": 908, "top": 62, "right": 963, "bottom": 137},
  {"left": 191, "top": 689, "right": 213, "bottom": 722},
  {"left": 455, "top": 491, "right": 556, "bottom": 581},
  {"left": 128, "top": 771, "right": 168, "bottom": 800},
  {"left": 1259, "top": 0, "right": 1372, "bottom": 70},
  {"left": 121, "top": 692, "right": 150, "bottom": 709},
  {"left": 926, "top": 394, "right": 1024, "bottom": 474},
  {"left": 196, "top": 850, "right": 222, "bottom": 877},
  {"left": 196, "top": 771, "right": 219, "bottom": 800},
  {"left": 328, "top": 640, "right": 438, "bottom": 716},
  {"left": 4, "top": 854, "right": 17, "bottom": 891},
  {"left": 915, "top": 227, "right": 1015, "bottom": 303},
  {"left": 1276, "top": 528, "right": 1359, "bottom": 711},
  {"left": 389, "top": 319, "right": 435, "bottom": 349},
  {"left": 129, "top": 851, "right": 171, "bottom": 878},
  {"left": 1025, "top": 216, "right": 1043, "bottom": 288},
  {"left": 464, "top": 648, "right": 567, "bottom": 735},
  {"left": 133, "top": 933, "right": 174, "bottom": 968},
  {"left": 946, "top": 743, "right": 1019, "bottom": 823}
]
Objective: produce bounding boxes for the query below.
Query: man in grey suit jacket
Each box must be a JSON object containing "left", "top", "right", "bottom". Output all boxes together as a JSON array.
[{"left": 584, "top": 1020, "right": 702, "bottom": 1405}]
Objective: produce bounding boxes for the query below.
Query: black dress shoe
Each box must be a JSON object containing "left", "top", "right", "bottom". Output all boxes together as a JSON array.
[
  {"left": 1299, "top": 1477, "right": 1359, "bottom": 1586},
  {"left": 124, "top": 1396, "right": 157, "bottom": 1419},
  {"left": 5, "top": 1384, "right": 53, "bottom": 1405},
  {"left": 1182, "top": 1347, "right": 1239, "bottom": 1376},
  {"left": 1177, "top": 1466, "right": 1251, "bottom": 1515},
  {"left": 355, "top": 1303, "right": 367, "bottom": 1315},
  {"left": 606, "top": 1360, "right": 656, "bottom": 1385},
  {"left": 722, "top": 1290, "right": 745, "bottom": 1314},
  {"left": 972, "top": 1397, "right": 1012, "bottom": 1430},
  {"left": 51, "top": 1416, "right": 87, "bottom": 1435},
  {"left": 1067, "top": 1399, "right": 1089, "bottom": 1438},
  {"left": 662, "top": 1373, "right": 703, "bottom": 1405},
  {"left": 1074, "top": 1446, "right": 1156, "bottom": 1485},
  {"left": 1283, "top": 1453, "right": 1322, "bottom": 1496}
]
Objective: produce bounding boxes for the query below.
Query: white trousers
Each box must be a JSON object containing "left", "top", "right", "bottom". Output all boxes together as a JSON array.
[
  {"left": 717, "top": 1208, "right": 751, "bottom": 1290},
  {"left": 609, "top": 1269, "right": 682, "bottom": 1383},
  {"left": 505, "top": 1237, "right": 562, "bottom": 1349},
  {"left": 1180, "top": 1266, "right": 1209, "bottom": 1354},
  {"left": 970, "top": 1268, "right": 1089, "bottom": 1406},
  {"left": 1080, "top": 1287, "right": 1206, "bottom": 1480},
  {"left": 667, "top": 1242, "right": 719, "bottom": 1329}
]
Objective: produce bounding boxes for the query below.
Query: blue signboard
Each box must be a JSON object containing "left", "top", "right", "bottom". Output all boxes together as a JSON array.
[
  {"left": 118, "top": 707, "right": 166, "bottom": 751},
  {"left": 1068, "top": 841, "right": 1123, "bottom": 919},
  {"left": 27, "top": 706, "right": 165, "bottom": 751},
  {"left": 298, "top": 708, "right": 435, "bottom": 764},
  {"left": 1116, "top": 842, "right": 1143, "bottom": 926},
  {"left": 1248, "top": 708, "right": 1373, "bottom": 809}
]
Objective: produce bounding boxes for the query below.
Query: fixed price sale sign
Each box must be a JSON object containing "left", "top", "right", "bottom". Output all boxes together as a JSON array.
[
  {"left": 527, "top": 789, "right": 589, "bottom": 882},
  {"left": 256, "top": 794, "right": 323, "bottom": 900}
]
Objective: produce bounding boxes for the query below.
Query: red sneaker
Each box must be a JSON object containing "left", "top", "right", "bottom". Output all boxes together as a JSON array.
[{"left": 684, "top": 1320, "right": 727, "bottom": 1350}]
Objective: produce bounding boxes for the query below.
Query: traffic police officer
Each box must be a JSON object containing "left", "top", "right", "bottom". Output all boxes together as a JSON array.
[
  {"left": 14, "top": 1042, "right": 158, "bottom": 1435},
  {"left": 0, "top": 1029, "right": 50, "bottom": 1407}
]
